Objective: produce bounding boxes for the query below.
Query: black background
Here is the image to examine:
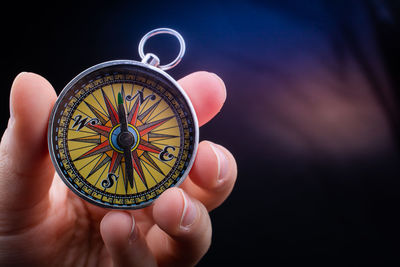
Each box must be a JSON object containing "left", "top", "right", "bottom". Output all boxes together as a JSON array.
[{"left": 2, "top": 1, "right": 400, "bottom": 266}]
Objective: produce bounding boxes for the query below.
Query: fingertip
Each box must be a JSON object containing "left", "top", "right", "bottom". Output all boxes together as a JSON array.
[
  {"left": 205, "top": 71, "right": 226, "bottom": 103},
  {"left": 178, "top": 71, "right": 226, "bottom": 126},
  {"left": 100, "top": 211, "right": 134, "bottom": 248},
  {"left": 0, "top": 73, "right": 57, "bottom": 211},
  {"left": 153, "top": 188, "right": 185, "bottom": 234},
  {"left": 189, "top": 140, "right": 237, "bottom": 190},
  {"left": 10, "top": 72, "right": 56, "bottom": 119},
  {"left": 182, "top": 141, "right": 237, "bottom": 211},
  {"left": 150, "top": 188, "right": 211, "bottom": 266},
  {"left": 189, "top": 141, "right": 219, "bottom": 189},
  {"left": 210, "top": 142, "right": 238, "bottom": 185},
  {"left": 9, "top": 72, "right": 57, "bottom": 152},
  {"left": 100, "top": 211, "right": 157, "bottom": 266}
]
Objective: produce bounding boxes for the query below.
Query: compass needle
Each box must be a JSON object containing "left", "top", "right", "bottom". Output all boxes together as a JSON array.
[
  {"left": 48, "top": 28, "right": 198, "bottom": 209},
  {"left": 117, "top": 92, "right": 135, "bottom": 191}
]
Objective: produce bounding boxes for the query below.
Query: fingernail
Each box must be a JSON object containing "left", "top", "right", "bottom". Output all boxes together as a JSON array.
[
  {"left": 129, "top": 215, "right": 137, "bottom": 242},
  {"left": 9, "top": 72, "right": 27, "bottom": 123},
  {"left": 9, "top": 100, "right": 13, "bottom": 121},
  {"left": 209, "top": 142, "right": 229, "bottom": 183},
  {"left": 8, "top": 99, "right": 14, "bottom": 129},
  {"left": 179, "top": 189, "right": 197, "bottom": 230}
]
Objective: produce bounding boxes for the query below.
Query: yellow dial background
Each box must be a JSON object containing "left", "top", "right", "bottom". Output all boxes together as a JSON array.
[{"left": 67, "top": 83, "right": 180, "bottom": 195}]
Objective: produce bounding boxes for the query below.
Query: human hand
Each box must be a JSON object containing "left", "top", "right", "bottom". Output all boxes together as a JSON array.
[{"left": 0, "top": 72, "right": 237, "bottom": 267}]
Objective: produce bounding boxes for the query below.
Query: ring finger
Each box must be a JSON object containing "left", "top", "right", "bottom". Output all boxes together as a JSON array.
[{"left": 181, "top": 141, "right": 237, "bottom": 211}]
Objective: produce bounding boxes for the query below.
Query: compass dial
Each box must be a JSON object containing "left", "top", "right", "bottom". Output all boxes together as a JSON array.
[{"left": 48, "top": 60, "right": 198, "bottom": 209}]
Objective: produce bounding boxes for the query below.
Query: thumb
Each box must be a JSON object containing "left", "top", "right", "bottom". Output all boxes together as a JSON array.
[{"left": 0, "top": 72, "right": 57, "bottom": 213}]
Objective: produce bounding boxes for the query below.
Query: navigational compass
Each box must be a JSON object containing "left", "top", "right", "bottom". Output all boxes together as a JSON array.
[{"left": 48, "top": 28, "right": 198, "bottom": 209}]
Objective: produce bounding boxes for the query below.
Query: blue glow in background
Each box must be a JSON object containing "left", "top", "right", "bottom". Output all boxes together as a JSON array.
[{"left": 2, "top": 0, "right": 400, "bottom": 265}]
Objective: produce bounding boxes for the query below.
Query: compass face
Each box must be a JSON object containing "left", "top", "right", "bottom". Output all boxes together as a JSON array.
[{"left": 48, "top": 60, "right": 198, "bottom": 209}]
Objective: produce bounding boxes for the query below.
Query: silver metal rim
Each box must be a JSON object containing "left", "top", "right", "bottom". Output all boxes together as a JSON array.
[
  {"left": 138, "top": 28, "right": 186, "bottom": 71},
  {"left": 48, "top": 59, "right": 199, "bottom": 209}
]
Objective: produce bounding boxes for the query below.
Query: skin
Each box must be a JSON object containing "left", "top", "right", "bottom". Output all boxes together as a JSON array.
[{"left": 0, "top": 71, "right": 237, "bottom": 267}]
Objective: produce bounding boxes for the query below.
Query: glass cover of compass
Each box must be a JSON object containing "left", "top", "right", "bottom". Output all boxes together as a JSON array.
[{"left": 48, "top": 60, "right": 198, "bottom": 209}]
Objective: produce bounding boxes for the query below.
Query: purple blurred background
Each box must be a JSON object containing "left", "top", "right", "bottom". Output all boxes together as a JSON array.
[{"left": 2, "top": 0, "right": 400, "bottom": 265}]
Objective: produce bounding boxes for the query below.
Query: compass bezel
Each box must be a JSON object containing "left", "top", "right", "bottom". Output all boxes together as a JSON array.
[{"left": 48, "top": 60, "right": 199, "bottom": 209}]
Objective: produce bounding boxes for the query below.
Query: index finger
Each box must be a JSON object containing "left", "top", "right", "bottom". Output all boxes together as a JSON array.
[{"left": 178, "top": 71, "right": 226, "bottom": 126}]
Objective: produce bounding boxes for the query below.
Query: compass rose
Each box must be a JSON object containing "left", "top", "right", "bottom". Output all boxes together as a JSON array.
[
  {"left": 49, "top": 62, "right": 197, "bottom": 209},
  {"left": 73, "top": 85, "right": 174, "bottom": 192}
]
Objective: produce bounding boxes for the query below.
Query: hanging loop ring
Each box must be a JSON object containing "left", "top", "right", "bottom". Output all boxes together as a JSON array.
[{"left": 138, "top": 28, "right": 186, "bottom": 71}]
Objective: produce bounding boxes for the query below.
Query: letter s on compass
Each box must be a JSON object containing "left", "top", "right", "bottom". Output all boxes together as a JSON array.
[{"left": 101, "top": 173, "right": 119, "bottom": 189}]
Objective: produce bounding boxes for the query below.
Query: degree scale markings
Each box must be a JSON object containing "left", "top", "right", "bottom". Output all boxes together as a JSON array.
[{"left": 51, "top": 64, "right": 196, "bottom": 209}]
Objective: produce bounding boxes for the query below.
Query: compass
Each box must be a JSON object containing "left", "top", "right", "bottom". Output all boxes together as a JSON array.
[{"left": 48, "top": 28, "right": 198, "bottom": 209}]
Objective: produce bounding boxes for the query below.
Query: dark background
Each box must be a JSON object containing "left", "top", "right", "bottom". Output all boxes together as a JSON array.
[{"left": 2, "top": 0, "right": 400, "bottom": 266}]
